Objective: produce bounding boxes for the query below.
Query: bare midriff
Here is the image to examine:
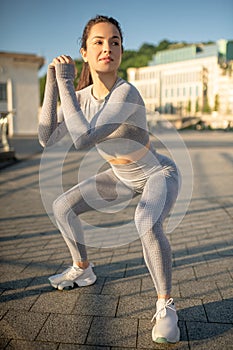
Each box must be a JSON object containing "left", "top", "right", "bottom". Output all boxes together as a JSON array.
[{"left": 107, "top": 141, "right": 150, "bottom": 165}]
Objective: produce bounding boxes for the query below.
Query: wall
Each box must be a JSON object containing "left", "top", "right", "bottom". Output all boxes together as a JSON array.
[{"left": 0, "top": 54, "right": 43, "bottom": 135}]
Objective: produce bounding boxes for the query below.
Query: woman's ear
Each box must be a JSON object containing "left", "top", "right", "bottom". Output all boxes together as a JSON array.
[{"left": 80, "top": 48, "right": 88, "bottom": 62}]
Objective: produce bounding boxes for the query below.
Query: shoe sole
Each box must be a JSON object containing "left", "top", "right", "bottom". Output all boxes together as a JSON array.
[{"left": 50, "top": 275, "right": 97, "bottom": 290}]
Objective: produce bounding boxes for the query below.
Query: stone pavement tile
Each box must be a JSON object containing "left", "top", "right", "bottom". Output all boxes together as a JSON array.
[
  {"left": 194, "top": 262, "right": 232, "bottom": 282},
  {"left": 0, "top": 308, "right": 7, "bottom": 320},
  {"left": 93, "top": 262, "right": 127, "bottom": 278},
  {"left": 31, "top": 289, "right": 79, "bottom": 314},
  {"left": 186, "top": 321, "right": 233, "bottom": 350},
  {"left": 176, "top": 298, "right": 207, "bottom": 322},
  {"left": 173, "top": 251, "right": 206, "bottom": 268},
  {"left": 88, "top": 249, "right": 113, "bottom": 265},
  {"left": 58, "top": 345, "right": 110, "bottom": 350},
  {"left": 111, "top": 251, "right": 143, "bottom": 264},
  {"left": 125, "top": 263, "right": 148, "bottom": 277},
  {"left": 207, "top": 256, "right": 233, "bottom": 274},
  {"left": 36, "top": 314, "right": 92, "bottom": 344},
  {"left": 86, "top": 316, "right": 137, "bottom": 347},
  {"left": 5, "top": 339, "right": 58, "bottom": 350},
  {"left": 43, "top": 237, "right": 70, "bottom": 250},
  {"left": 137, "top": 319, "right": 189, "bottom": 349},
  {"left": 20, "top": 246, "right": 54, "bottom": 262},
  {"left": 171, "top": 281, "right": 181, "bottom": 298},
  {"left": 76, "top": 276, "right": 105, "bottom": 295},
  {"left": 0, "top": 259, "right": 29, "bottom": 274},
  {"left": 204, "top": 299, "right": 233, "bottom": 323},
  {"left": 179, "top": 280, "right": 222, "bottom": 301},
  {"left": 72, "top": 294, "right": 118, "bottom": 317},
  {"left": 171, "top": 243, "right": 189, "bottom": 259},
  {"left": 1, "top": 288, "right": 40, "bottom": 312},
  {"left": 0, "top": 310, "right": 49, "bottom": 341},
  {"left": 111, "top": 348, "right": 138, "bottom": 350},
  {"left": 216, "top": 280, "right": 233, "bottom": 300},
  {"left": 101, "top": 276, "right": 141, "bottom": 296},
  {"left": 1, "top": 247, "right": 28, "bottom": 260},
  {"left": 110, "top": 246, "right": 128, "bottom": 262},
  {"left": 172, "top": 266, "right": 196, "bottom": 282},
  {"left": 140, "top": 276, "right": 157, "bottom": 298},
  {"left": 48, "top": 251, "right": 73, "bottom": 267},
  {"left": 26, "top": 275, "right": 57, "bottom": 292},
  {"left": 128, "top": 238, "right": 143, "bottom": 251},
  {"left": 21, "top": 261, "right": 61, "bottom": 277},
  {"left": 0, "top": 338, "right": 9, "bottom": 349},
  {"left": 117, "top": 295, "right": 155, "bottom": 319},
  {"left": 0, "top": 272, "right": 34, "bottom": 290}
]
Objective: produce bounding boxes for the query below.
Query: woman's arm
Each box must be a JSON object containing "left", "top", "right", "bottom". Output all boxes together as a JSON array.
[
  {"left": 38, "top": 66, "right": 68, "bottom": 147},
  {"left": 55, "top": 61, "right": 145, "bottom": 150}
]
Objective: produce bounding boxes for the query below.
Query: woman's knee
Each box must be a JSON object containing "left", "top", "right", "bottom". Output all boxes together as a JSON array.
[
  {"left": 53, "top": 193, "right": 67, "bottom": 221},
  {"left": 53, "top": 188, "right": 85, "bottom": 222}
]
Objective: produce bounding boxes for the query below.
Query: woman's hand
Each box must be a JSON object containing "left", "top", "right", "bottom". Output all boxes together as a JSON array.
[{"left": 49, "top": 55, "right": 77, "bottom": 76}]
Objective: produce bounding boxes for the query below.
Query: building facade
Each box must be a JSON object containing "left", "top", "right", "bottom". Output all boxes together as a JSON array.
[
  {"left": 127, "top": 40, "right": 233, "bottom": 118},
  {"left": 0, "top": 52, "right": 44, "bottom": 135}
]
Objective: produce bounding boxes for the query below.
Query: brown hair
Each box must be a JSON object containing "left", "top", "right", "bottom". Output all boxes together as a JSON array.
[{"left": 76, "top": 15, "right": 123, "bottom": 91}]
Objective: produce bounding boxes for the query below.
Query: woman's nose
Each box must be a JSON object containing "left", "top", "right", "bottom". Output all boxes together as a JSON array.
[{"left": 103, "top": 43, "right": 111, "bottom": 53}]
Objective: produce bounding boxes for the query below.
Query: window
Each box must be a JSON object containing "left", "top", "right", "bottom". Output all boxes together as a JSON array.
[{"left": 0, "top": 83, "right": 7, "bottom": 102}]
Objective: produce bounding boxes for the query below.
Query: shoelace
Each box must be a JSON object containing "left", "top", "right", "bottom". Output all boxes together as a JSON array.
[{"left": 151, "top": 298, "right": 175, "bottom": 323}]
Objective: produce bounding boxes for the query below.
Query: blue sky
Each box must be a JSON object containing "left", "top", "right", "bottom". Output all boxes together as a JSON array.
[{"left": 1, "top": 0, "right": 233, "bottom": 76}]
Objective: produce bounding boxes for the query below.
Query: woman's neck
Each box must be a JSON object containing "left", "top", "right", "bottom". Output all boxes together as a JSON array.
[{"left": 91, "top": 72, "right": 118, "bottom": 100}]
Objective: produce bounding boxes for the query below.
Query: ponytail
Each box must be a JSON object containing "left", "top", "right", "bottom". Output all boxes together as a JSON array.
[{"left": 76, "top": 62, "right": 93, "bottom": 91}]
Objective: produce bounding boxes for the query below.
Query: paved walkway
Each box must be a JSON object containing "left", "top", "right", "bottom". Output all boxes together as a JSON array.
[{"left": 0, "top": 131, "right": 233, "bottom": 349}]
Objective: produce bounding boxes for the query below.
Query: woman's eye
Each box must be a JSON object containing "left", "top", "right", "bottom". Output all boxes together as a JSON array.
[
  {"left": 112, "top": 41, "right": 120, "bottom": 46},
  {"left": 95, "top": 41, "right": 103, "bottom": 45}
]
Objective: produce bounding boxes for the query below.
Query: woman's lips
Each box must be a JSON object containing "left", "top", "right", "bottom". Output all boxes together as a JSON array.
[{"left": 100, "top": 57, "right": 113, "bottom": 62}]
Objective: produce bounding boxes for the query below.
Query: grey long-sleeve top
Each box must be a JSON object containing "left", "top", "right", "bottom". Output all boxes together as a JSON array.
[{"left": 38, "top": 64, "right": 149, "bottom": 159}]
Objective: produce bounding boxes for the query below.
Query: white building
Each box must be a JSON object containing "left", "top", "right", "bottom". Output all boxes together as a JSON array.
[
  {"left": 0, "top": 52, "right": 44, "bottom": 135},
  {"left": 127, "top": 40, "right": 233, "bottom": 118}
]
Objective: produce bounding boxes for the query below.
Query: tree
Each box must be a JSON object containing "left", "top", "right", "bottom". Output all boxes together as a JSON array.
[
  {"left": 39, "top": 75, "right": 46, "bottom": 106},
  {"left": 202, "top": 98, "right": 211, "bottom": 114},
  {"left": 214, "top": 94, "right": 219, "bottom": 111},
  {"left": 187, "top": 100, "right": 192, "bottom": 114},
  {"left": 195, "top": 98, "right": 200, "bottom": 113}
]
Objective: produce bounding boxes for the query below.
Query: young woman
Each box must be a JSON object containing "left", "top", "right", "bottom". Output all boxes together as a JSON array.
[{"left": 39, "top": 15, "right": 180, "bottom": 344}]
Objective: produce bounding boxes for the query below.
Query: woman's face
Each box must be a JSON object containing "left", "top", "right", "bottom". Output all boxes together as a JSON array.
[{"left": 81, "top": 22, "right": 122, "bottom": 76}]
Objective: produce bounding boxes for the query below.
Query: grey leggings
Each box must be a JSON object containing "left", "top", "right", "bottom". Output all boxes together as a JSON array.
[{"left": 53, "top": 160, "right": 179, "bottom": 295}]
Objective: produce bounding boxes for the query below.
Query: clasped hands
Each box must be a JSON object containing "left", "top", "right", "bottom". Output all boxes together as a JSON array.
[{"left": 49, "top": 55, "right": 77, "bottom": 76}]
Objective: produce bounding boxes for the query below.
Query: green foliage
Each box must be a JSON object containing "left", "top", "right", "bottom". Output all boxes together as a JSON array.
[
  {"left": 118, "top": 40, "right": 173, "bottom": 80},
  {"left": 187, "top": 99, "right": 192, "bottom": 113},
  {"left": 214, "top": 94, "right": 219, "bottom": 111},
  {"left": 202, "top": 97, "right": 212, "bottom": 114},
  {"left": 39, "top": 75, "right": 46, "bottom": 106}
]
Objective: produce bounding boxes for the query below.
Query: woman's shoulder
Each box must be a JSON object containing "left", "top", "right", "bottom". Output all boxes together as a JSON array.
[
  {"left": 113, "top": 77, "right": 144, "bottom": 104},
  {"left": 75, "top": 84, "right": 92, "bottom": 99}
]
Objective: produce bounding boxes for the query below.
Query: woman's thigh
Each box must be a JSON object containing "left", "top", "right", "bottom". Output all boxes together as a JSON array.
[
  {"left": 135, "top": 170, "right": 179, "bottom": 235},
  {"left": 57, "top": 168, "right": 136, "bottom": 216}
]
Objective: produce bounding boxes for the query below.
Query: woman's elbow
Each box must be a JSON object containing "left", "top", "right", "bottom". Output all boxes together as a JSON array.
[{"left": 38, "top": 124, "right": 53, "bottom": 148}]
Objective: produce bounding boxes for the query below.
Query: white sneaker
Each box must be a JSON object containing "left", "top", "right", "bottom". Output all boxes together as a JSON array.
[
  {"left": 151, "top": 298, "right": 180, "bottom": 343},
  {"left": 48, "top": 264, "right": 97, "bottom": 290}
]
